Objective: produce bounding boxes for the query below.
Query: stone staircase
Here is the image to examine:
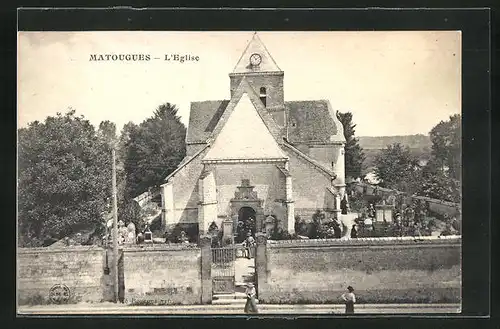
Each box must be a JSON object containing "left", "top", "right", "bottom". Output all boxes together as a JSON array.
[
  {"left": 212, "top": 292, "right": 259, "bottom": 305},
  {"left": 212, "top": 257, "right": 258, "bottom": 305}
]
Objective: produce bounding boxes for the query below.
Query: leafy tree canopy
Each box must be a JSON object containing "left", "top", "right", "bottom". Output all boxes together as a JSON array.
[
  {"left": 374, "top": 143, "right": 421, "bottom": 194},
  {"left": 18, "top": 110, "right": 112, "bottom": 247},
  {"left": 122, "top": 103, "right": 186, "bottom": 199},
  {"left": 429, "top": 114, "right": 461, "bottom": 181}
]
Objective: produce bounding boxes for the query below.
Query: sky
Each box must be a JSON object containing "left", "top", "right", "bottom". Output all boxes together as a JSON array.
[{"left": 17, "top": 31, "right": 461, "bottom": 137}]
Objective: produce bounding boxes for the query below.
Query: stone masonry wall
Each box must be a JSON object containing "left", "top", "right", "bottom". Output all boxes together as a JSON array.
[
  {"left": 168, "top": 148, "right": 209, "bottom": 224},
  {"left": 18, "top": 246, "right": 106, "bottom": 305},
  {"left": 214, "top": 162, "right": 286, "bottom": 217},
  {"left": 285, "top": 149, "right": 336, "bottom": 220},
  {"left": 122, "top": 245, "right": 203, "bottom": 305},
  {"left": 230, "top": 74, "right": 284, "bottom": 109},
  {"left": 257, "top": 236, "right": 461, "bottom": 304}
]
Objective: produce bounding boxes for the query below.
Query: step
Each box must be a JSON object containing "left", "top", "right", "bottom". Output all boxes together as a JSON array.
[
  {"left": 212, "top": 292, "right": 259, "bottom": 305},
  {"left": 212, "top": 298, "right": 259, "bottom": 305},
  {"left": 213, "top": 292, "right": 247, "bottom": 300},
  {"left": 235, "top": 281, "right": 254, "bottom": 287}
]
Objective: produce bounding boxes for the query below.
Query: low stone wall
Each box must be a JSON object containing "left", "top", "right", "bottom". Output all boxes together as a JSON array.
[
  {"left": 18, "top": 246, "right": 106, "bottom": 305},
  {"left": 122, "top": 244, "right": 203, "bottom": 305},
  {"left": 256, "top": 236, "right": 461, "bottom": 304}
]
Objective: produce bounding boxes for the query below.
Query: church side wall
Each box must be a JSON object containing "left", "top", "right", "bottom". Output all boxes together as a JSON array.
[
  {"left": 213, "top": 163, "right": 286, "bottom": 219},
  {"left": 286, "top": 150, "right": 335, "bottom": 221},
  {"left": 168, "top": 150, "right": 207, "bottom": 226},
  {"left": 308, "top": 145, "right": 337, "bottom": 171},
  {"left": 306, "top": 144, "right": 345, "bottom": 187},
  {"left": 257, "top": 237, "right": 461, "bottom": 304}
]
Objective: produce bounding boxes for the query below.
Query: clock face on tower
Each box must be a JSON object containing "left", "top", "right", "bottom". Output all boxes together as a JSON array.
[{"left": 250, "top": 53, "right": 262, "bottom": 66}]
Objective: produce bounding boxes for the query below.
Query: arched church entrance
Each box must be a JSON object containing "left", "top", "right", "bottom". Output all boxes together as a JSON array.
[
  {"left": 236, "top": 206, "right": 256, "bottom": 243},
  {"left": 229, "top": 179, "right": 265, "bottom": 241}
]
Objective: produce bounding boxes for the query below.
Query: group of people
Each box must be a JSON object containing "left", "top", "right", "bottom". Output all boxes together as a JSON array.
[
  {"left": 105, "top": 220, "right": 169, "bottom": 245},
  {"left": 105, "top": 219, "right": 137, "bottom": 245},
  {"left": 236, "top": 217, "right": 256, "bottom": 243}
]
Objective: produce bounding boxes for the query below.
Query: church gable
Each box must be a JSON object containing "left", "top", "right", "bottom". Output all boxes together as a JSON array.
[
  {"left": 203, "top": 92, "right": 287, "bottom": 161},
  {"left": 232, "top": 33, "right": 282, "bottom": 74}
]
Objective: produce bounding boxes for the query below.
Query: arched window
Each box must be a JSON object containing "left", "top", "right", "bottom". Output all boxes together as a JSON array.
[{"left": 259, "top": 87, "right": 267, "bottom": 106}]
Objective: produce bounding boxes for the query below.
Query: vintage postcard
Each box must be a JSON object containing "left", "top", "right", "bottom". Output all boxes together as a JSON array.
[{"left": 17, "top": 29, "right": 462, "bottom": 315}]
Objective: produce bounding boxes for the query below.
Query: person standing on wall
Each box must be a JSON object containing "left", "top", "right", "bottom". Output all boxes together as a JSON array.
[
  {"left": 244, "top": 283, "right": 258, "bottom": 314},
  {"left": 341, "top": 286, "right": 356, "bottom": 314}
]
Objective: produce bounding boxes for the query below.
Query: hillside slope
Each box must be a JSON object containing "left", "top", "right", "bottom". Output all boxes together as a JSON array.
[
  {"left": 357, "top": 134, "right": 431, "bottom": 150},
  {"left": 357, "top": 134, "right": 432, "bottom": 172}
]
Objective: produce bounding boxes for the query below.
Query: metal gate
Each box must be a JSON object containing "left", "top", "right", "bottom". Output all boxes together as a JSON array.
[{"left": 211, "top": 245, "right": 249, "bottom": 294}]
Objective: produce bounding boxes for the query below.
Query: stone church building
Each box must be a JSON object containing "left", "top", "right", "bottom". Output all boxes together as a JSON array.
[{"left": 160, "top": 33, "right": 346, "bottom": 237}]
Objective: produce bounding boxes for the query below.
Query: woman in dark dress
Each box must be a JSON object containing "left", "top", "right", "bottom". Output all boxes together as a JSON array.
[
  {"left": 341, "top": 286, "right": 356, "bottom": 314},
  {"left": 244, "top": 283, "right": 258, "bottom": 314}
]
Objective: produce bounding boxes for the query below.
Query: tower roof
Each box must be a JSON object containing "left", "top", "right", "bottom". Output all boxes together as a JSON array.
[{"left": 232, "top": 32, "right": 282, "bottom": 74}]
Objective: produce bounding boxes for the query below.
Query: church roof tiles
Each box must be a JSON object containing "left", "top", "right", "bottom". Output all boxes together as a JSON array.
[
  {"left": 186, "top": 99, "right": 345, "bottom": 144},
  {"left": 286, "top": 100, "right": 345, "bottom": 144}
]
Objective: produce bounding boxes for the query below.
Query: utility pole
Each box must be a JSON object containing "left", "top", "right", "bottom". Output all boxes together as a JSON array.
[{"left": 111, "top": 147, "right": 119, "bottom": 303}]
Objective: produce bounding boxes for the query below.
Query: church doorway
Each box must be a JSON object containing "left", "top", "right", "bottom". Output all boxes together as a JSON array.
[{"left": 236, "top": 206, "right": 256, "bottom": 243}]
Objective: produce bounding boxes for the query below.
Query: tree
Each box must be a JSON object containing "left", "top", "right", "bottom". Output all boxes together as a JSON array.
[
  {"left": 98, "top": 120, "right": 117, "bottom": 145},
  {"left": 117, "top": 122, "right": 138, "bottom": 163},
  {"left": 374, "top": 143, "right": 422, "bottom": 194},
  {"left": 411, "top": 115, "right": 461, "bottom": 203},
  {"left": 429, "top": 114, "right": 461, "bottom": 181},
  {"left": 417, "top": 160, "right": 461, "bottom": 203},
  {"left": 337, "top": 112, "right": 365, "bottom": 179},
  {"left": 122, "top": 103, "right": 186, "bottom": 199},
  {"left": 18, "top": 110, "right": 112, "bottom": 247}
]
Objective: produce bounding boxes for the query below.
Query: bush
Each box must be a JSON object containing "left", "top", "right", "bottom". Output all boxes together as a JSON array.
[
  {"left": 118, "top": 199, "right": 142, "bottom": 233},
  {"left": 269, "top": 227, "right": 299, "bottom": 240},
  {"left": 164, "top": 223, "right": 199, "bottom": 243}
]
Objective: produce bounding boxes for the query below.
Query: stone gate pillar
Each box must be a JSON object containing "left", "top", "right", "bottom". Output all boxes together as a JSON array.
[
  {"left": 199, "top": 235, "right": 212, "bottom": 304},
  {"left": 255, "top": 233, "right": 268, "bottom": 300},
  {"left": 285, "top": 174, "right": 295, "bottom": 234}
]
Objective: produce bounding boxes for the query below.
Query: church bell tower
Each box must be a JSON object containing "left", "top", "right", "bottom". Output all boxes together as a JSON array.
[{"left": 229, "top": 33, "right": 286, "bottom": 126}]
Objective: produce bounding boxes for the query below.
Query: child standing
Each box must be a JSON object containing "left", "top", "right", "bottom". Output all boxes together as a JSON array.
[{"left": 341, "top": 286, "right": 356, "bottom": 314}]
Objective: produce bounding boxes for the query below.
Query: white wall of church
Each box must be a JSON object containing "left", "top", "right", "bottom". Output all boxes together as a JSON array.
[
  {"left": 165, "top": 150, "right": 208, "bottom": 225},
  {"left": 285, "top": 149, "right": 336, "bottom": 221},
  {"left": 308, "top": 145, "right": 337, "bottom": 170},
  {"left": 213, "top": 163, "right": 286, "bottom": 218}
]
